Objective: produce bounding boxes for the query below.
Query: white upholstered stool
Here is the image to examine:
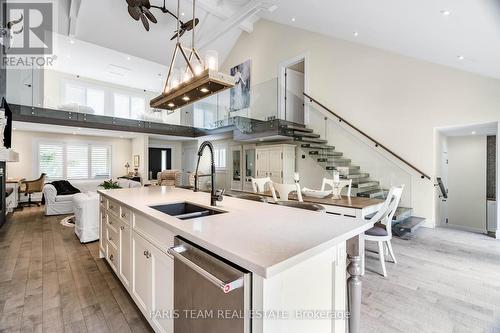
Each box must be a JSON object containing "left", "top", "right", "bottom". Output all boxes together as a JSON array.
[{"left": 73, "top": 192, "right": 100, "bottom": 243}]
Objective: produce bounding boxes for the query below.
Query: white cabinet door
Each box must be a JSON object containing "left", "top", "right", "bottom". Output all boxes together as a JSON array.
[
  {"left": 119, "top": 221, "right": 132, "bottom": 289},
  {"left": 99, "top": 210, "right": 106, "bottom": 257},
  {"left": 150, "top": 247, "right": 174, "bottom": 333},
  {"left": 256, "top": 149, "right": 269, "bottom": 178},
  {"left": 132, "top": 232, "right": 152, "bottom": 315},
  {"left": 268, "top": 147, "right": 283, "bottom": 183}
]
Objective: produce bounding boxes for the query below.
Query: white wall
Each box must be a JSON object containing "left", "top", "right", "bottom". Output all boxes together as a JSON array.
[
  {"left": 446, "top": 136, "right": 487, "bottom": 232},
  {"left": 131, "top": 135, "right": 148, "bottom": 179},
  {"left": 6, "top": 130, "right": 132, "bottom": 180},
  {"left": 222, "top": 20, "right": 500, "bottom": 226}
]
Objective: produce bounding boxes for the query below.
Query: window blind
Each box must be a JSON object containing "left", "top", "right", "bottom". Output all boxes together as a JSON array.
[
  {"left": 39, "top": 143, "right": 64, "bottom": 179},
  {"left": 67, "top": 145, "right": 89, "bottom": 179},
  {"left": 38, "top": 142, "right": 111, "bottom": 180},
  {"left": 91, "top": 145, "right": 111, "bottom": 178}
]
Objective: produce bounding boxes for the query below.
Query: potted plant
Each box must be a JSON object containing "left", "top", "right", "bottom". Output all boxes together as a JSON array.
[{"left": 99, "top": 180, "right": 122, "bottom": 190}]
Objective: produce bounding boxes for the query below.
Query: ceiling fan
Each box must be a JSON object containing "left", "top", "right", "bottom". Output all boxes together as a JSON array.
[{"left": 126, "top": 0, "right": 199, "bottom": 35}]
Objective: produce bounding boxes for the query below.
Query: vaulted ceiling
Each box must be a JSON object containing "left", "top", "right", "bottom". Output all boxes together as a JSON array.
[{"left": 58, "top": 0, "right": 500, "bottom": 84}]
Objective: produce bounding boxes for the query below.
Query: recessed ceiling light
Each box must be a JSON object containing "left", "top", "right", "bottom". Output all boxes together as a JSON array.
[
  {"left": 457, "top": 55, "right": 465, "bottom": 60},
  {"left": 200, "top": 87, "right": 209, "bottom": 93},
  {"left": 353, "top": 31, "right": 359, "bottom": 37},
  {"left": 291, "top": 17, "right": 296, "bottom": 22},
  {"left": 182, "top": 96, "right": 190, "bottom": 101},
  {"left": 69, "top": 39, "right": 75, "bottom": 44},
  {"left": 168, "top": 102, "right": 175, "bottom": 107},
  {"left": 440, "top": 10, "right": 451, "bottom": 16},
  {"left": 12, "top": 128, "right": 16, "bottom": 131},
  {"left": 181, "top": 12, "right": 185, "bottom": 16},
  {"left": 126, "top": 56, "right": 131, "bottom": 60},
  {"left": 471, "top": 131, "right": 476, "bottom": 135}
]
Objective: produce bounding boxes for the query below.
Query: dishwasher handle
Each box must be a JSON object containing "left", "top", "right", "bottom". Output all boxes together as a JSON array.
[{"left": 168, "top": 246, "right": 244, "bottom": 294}]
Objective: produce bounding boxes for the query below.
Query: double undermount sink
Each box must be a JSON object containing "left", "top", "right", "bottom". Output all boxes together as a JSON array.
[{"left": 149, "top": 202, "right": 226, "bottom": 220}]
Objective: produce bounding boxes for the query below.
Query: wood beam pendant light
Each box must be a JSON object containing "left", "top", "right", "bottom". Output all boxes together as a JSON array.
[{"left": 150, "top": 0, "right": 235, "bottom": 111}]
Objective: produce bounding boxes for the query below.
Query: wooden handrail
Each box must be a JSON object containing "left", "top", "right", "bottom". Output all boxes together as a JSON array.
[{"left": 304, "top": 93, "right": 431, "bottom": 180}]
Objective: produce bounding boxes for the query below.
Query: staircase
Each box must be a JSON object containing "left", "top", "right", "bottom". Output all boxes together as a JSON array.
[
  {"left": 280, "top": 121, "right": 425, "bottom": 238},
  {"left": 281, "top": 123, "right": 389, "bottom": 199}
]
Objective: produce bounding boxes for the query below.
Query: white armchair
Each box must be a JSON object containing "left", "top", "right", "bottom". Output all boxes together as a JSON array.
[{"left": 43, "top": 184, "right": 74, "bottom": 216}]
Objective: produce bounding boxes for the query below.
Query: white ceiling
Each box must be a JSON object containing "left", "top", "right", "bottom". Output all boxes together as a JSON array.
[
  {"left": 438, "top": 121, "right": 498, "bottom": 137},
  {"left": 261, "top": 0, "right": 500, "bottom": 79},
  {"left": 73, "top": 0, "right": 250, "bottom": 66},
  {"left": 54, "top": 0, "right": 500, "bottom": 93}
]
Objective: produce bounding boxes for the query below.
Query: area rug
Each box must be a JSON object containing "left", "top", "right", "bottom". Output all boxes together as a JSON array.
[{"left": 60, "top": 215, "right": 75, "bottom": 227}]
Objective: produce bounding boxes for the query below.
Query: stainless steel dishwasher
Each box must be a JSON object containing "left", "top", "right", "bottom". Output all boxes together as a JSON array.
[{"left": 168, "top": 237, "right": 252, "bottom": 333}]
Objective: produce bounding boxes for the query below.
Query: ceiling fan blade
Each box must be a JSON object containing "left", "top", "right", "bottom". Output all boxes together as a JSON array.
[
  {"left": 140, "top": 0, "right": 151, "bottom": 9},
  {"left": 182, "top": 18, "right": 199, "bottom": 31},
  {"left": 142, "top": 7, "right": 157, "bottom": 23},
  {"left": 126, "top": 0, "right": 140, "bottom": 6},
  {"left": 128, "top": 5, "right": 141, "bottom": 20},
  {"left": 140, "top": 13, "right": 150, "bottom": 31}
]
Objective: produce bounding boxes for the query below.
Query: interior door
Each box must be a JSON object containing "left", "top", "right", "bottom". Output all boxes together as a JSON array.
[
  {"left": 150, "top": 247, "right": 174, "bottom": 333},
  {"left": 285, "top": 68, "right": 305, "bottom": 124},
  {"left": 256, "top": 149, "right": 269, "bottom": 178},
  {"left": 268, "top": 148, "right": 283, "bottom": 183},
  {"left": 132, "top": 232, "right": 152, "bottom": 315}
]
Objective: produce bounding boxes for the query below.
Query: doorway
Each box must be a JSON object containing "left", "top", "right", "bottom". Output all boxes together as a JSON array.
[
  {"left": 279, "top": 54, "right": 308, "bottom": 125},
  {"left": 435, "top": 122, "right": 498, "bottom": 235},
  {"left": 148, "top": 148, "right": 171, "bottom": 180}
]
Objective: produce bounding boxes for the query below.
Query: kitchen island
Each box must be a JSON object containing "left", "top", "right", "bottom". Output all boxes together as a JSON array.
[{"left": 98, "top": 186, "right": 373, "bottom": 333}]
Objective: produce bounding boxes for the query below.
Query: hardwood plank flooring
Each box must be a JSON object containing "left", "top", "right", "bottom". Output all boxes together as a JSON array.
[
  {"left": 0, "top": 207, "right": 151, "bottom": 333},
  {"left": 1, "top": 207, "right": 499, "bottom": 332},
  {"left": 362, "top": 227, "right": 500, "bottom": 333}
]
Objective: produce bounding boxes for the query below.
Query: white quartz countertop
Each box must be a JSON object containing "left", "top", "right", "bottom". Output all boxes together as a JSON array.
[{"left": 98, "top": 187, "right": 374, "bottom": 278}]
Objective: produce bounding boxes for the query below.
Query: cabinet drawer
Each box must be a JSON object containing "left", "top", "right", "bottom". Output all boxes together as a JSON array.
[
  {"left": 108, "top": 199, "right": 120, "bottom": 216},
  {"left": 133, "top": 212, "right": 175, "bottom": 251},
  {"left": 107, "top": 218, "right": 119, "bottom": 248},
  {"left": 99, "top": 196, "right": 108, "bottom": 208},
  {"left": 119, "top": 206, "right": 132, "bottom": 224},
  {"left": 106, "top": 242, "right": 118, "bottom": 273}
]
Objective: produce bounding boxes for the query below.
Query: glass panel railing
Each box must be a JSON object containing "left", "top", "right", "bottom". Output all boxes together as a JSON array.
[
  {"left": 304, "top": 99, "right": 413, "bottom": 206},
  {"left": 180, "top": 78, "right": 278, "bottom": 129}
]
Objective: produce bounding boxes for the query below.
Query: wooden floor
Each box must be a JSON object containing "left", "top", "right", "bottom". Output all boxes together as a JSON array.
[
  {"left": 1, "top": 208, "right": 500, "bottom": 332},
  {"left": 0, "top": 207, "right": 152, "bottom": 333},
  {"left": 362, "top": 227, "right": 500, "bottom": 333}
]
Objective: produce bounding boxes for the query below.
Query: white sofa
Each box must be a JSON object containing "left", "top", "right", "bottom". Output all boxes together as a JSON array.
[{"left": 43, "top": 179, "right": 141, "bottom": 216}]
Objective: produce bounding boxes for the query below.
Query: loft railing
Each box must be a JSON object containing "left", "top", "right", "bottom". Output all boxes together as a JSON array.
[{"left": 304, "top": 92, "right": 431, "bottom": 180}]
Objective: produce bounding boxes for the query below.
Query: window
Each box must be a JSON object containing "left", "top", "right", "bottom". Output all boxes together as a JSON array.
[
  {"left": 63, "top": 83, "right": 105, "bottom": 115},
  {"left": 39, "top": 143, "right": 64, "bottom": 179},
  {"left": 67, "top": 145, "right": 89, "bottom": 179},
  {"left": 114, "top": 93, "right": 145, "bottom": 119},
  {"left": 214, "top": 146, "right": 227, "bottom": 169},
  {"left": 38, "top": 142, "right": 111, "bottom": 180}
]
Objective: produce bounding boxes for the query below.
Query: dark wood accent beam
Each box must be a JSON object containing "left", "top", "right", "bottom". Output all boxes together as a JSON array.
[{"left": 10, "top": 104, "right": 199, "bottom": 138}]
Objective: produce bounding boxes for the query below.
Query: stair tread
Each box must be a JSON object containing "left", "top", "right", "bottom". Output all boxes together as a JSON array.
[
  {"left": 285, "top": 125, "right": 313, "bottom": 132},
  {"left": 353, "top": 181, "right": 379, "bottom": 188},
  {"left": 309, "top": 151, "right": 343, "bottom": 157},
  {"left": 295, "top": 137, "right": 328, "bottom": 144},
  {"left": 302, "top": 144, "right": 336, "bottom": 150},
  {"left": 345, "top": 173, "right": 369, "bottom": 179},
  {"left": 293, "top": 132, "right": 321, "bottom": 138}
]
